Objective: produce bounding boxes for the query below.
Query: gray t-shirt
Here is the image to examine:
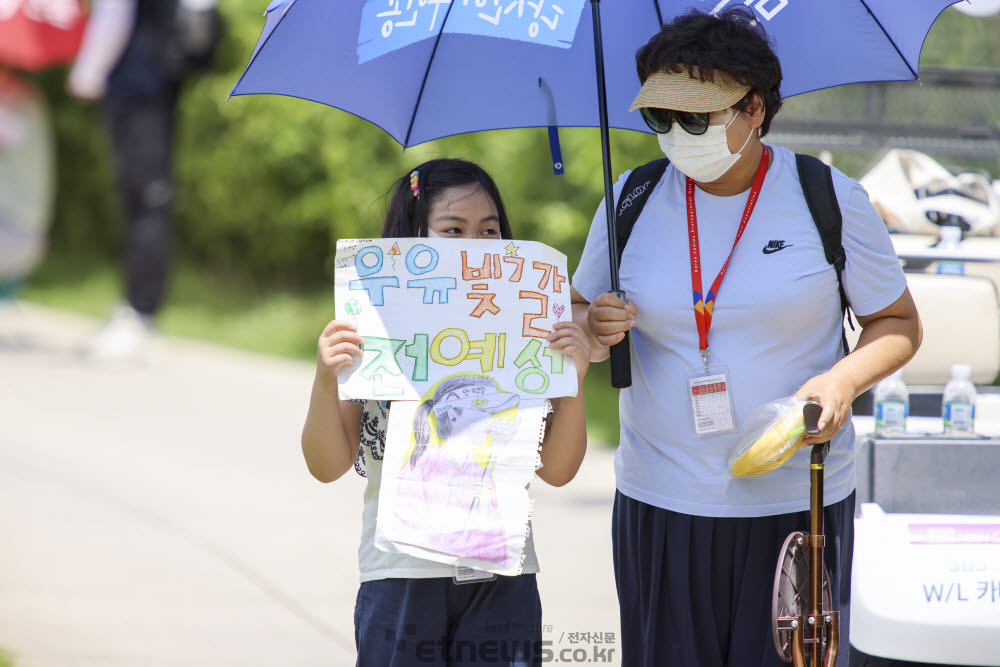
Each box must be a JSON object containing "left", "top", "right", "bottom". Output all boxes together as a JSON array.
[{"left": 572, "top": 145, "right": 907, "bottom": 517}]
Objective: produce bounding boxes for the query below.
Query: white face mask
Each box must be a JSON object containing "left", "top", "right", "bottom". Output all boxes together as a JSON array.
[{"left": 656, "top": 111, "right": 755, "bottom": 183}]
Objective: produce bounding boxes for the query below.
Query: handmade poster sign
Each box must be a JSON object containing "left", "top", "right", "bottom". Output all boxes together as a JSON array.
[
  {"left": 334, "top": 238, "right": 576, "bottom": 401},
  {"left": 374, "top": 372, "right": 547, "bottom": 576}
]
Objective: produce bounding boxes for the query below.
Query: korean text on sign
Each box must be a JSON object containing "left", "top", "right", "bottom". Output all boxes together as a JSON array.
[{"left": 334, "top": 238, "right": 576, "bottom": 400}]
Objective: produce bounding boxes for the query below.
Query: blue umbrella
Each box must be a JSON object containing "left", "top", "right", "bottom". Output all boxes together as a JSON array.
[{"left": 231, "top": 0, "right": 959, "bottom": 386}]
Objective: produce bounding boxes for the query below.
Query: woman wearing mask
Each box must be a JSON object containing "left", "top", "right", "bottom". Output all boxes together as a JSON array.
[{"left": 570, "top": 9, "right": 921, "bottom": 667}]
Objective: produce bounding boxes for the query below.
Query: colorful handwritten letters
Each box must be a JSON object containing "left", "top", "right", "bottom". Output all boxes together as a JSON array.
[{"left": 335, "top": 238, "right": 576, "bottom": 400}]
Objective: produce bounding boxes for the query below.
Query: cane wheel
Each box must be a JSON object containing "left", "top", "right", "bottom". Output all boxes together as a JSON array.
[{"left": 771, "top": 531, "right": 833, "bottom": 663}]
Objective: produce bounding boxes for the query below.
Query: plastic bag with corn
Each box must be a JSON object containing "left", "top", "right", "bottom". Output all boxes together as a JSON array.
[{"left": 728, "top": 397, "right": 808, "bottom": 478}]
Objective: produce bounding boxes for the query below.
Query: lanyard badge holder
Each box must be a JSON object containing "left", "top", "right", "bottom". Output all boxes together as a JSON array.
[
  {"left": 686, "top": 147, "right": 770, "bottom": 437},
  {"left": 689, "top": 356, "right": 736, "bottom": 436}
]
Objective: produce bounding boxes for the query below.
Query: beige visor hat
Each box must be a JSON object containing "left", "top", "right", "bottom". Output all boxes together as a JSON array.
[{"left": 630, "top": 66, "right": 750, "bottom": 113}]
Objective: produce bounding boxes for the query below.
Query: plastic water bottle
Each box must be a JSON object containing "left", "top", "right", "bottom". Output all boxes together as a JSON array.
[
  {"left": 936, "top": 225, "right": 965, "bottom": 276},
  {"left": 942, "top": 363, "right": 977, "bottom": 434},
  {"left": 874, "top": 370, "right": 909, "bottom": 434}
]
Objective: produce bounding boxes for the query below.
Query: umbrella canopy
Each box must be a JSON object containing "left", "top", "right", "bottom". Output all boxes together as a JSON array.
[
  {"left": 231, "top": 0, "right": 959, "bottom": 387},
  {"left": 0, "top": 0, "right": 87, "bottom": 71},
  {"left": 232, "top": 0, "right": 959, "bottom": 147}
]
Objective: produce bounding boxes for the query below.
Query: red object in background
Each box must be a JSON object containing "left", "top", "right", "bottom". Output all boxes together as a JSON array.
[{"left": 0, "top": 0, "right": 87, "bottom": 71}]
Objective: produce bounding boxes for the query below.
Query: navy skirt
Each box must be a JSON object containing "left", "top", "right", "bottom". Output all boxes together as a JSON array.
[{"left": 613, "top": 490, "right": 855, "bottom": 667}]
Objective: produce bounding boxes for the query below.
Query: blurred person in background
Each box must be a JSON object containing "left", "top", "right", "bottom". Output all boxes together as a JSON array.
[
  {"left": 67, "top": 0, "right": 218, "bottom": 359},
  {"left": 0, "top": 69, "right": 54, "bottom": 310}
]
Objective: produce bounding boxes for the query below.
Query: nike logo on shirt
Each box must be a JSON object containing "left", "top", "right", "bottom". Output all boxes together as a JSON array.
[{"left": 763, "top": 240, "right": 793, "bottom": 254}]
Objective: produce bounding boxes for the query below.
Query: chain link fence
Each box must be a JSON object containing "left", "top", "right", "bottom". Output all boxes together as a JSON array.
[{"left": 770, "top": 68, "right": 1000, "bottom": 179}]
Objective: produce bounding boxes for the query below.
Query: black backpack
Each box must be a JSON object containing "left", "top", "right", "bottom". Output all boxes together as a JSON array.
[{"left": 613, "top": 153, "right": 853, "bottom": 354}]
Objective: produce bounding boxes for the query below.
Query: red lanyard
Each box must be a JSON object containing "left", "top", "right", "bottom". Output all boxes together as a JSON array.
[{"left": 687, "top": 146, "right": 770, "bottom": 369}]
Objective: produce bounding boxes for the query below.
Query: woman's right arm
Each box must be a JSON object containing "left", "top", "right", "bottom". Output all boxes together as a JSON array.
[{"left": 301, "top": 320, "right": 365, "bottom": 483}]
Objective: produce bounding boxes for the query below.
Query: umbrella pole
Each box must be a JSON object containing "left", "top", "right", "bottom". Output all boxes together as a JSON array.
[{"left": 589, "top": 0, "right": 631, "bottom": 389}]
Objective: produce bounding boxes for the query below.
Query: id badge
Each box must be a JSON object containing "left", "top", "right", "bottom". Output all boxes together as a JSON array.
[
  {"left": 688, "top": 369, "right": 736, "bottom": 436},
  {"left": 453, "top": 566, "right": 497, "bottom": 585}
]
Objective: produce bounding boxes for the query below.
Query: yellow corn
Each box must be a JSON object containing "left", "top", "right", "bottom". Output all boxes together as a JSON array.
[{"left": 730, "top": 411, "right": 806, "bottom": 477}]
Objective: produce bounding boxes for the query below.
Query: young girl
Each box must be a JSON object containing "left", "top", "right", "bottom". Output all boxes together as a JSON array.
[{"left": 300, "top": 158, "right": 590, "bottom": 666}]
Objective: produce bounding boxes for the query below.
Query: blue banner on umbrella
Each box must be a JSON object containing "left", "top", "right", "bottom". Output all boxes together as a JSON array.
[{"left": 358, "top": 0, "right": 586, "bottom": 64}]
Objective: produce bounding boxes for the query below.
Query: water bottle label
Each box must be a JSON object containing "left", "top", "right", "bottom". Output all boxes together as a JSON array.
[
  {"left": 875, "top": 400, "right": 907, "bottom": 432},
  {"left": 944, "top": 402, "right": 975, "bottom": 432},
  {"left": 936, "top": 261, "right": 965, "bottom": 276}
]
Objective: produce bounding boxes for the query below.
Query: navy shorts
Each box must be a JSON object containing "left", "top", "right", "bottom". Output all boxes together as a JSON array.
[
  {"left": 613, "top": 490, "right": 855, "bottom": 667},
  {"left": 355, "top": 575, "right": 542, "bottom": 667}
]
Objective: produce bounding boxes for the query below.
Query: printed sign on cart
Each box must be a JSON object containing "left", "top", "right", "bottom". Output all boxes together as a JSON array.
[{"left": 334, "top": 237, "right": 575, "bottom": 401}]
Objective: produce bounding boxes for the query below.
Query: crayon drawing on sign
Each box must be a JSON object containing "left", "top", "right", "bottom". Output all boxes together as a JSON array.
[
  {"left": 374, "top": 372, "right": 546, "bottom": 574},
  {"left": 334, "top": 237, "right": 576, "bottom": 401}
]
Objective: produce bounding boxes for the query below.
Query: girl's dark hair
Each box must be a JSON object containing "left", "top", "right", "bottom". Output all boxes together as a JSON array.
[
  {"left": 635, "top": 8, "right": 783, "bottom": 136},
  {"left": 381, "top": 158, "right": 514, "bottom": 239}
]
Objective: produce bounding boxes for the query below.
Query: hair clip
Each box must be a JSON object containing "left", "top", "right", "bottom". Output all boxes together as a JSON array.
[{"left": 410, "top": 170, "right": 420, "bottom": 199}]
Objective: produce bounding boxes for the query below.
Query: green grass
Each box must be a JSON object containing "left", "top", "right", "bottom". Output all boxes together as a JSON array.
[
  {"left": 0, "top": 648, "right": 14, "bottom": 667},
  {"left": 580, "top": 362, "right": 622, "bottom": 446},
  {"left": 20, "top": 254, "right": 622, "bottom": 445},
  {"left": 22, "top": 255, "right": 334, "bottom": 360}
]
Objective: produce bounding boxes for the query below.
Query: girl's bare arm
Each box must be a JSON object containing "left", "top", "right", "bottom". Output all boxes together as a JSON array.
[
  {"left": 301, "top": 320, "right": 365, "bottom": 482},
  {"left": 536, "top": 322, "right": 590, "bottom": 487}
]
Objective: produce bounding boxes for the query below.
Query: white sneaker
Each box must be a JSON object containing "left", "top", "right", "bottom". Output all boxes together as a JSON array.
[{"left": 85, "top": 304, "right": 157, "bottom": 360}]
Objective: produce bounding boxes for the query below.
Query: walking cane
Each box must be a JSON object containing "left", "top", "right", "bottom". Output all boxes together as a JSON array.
[{"left": 772, "top": 400, "right": 840, "bottom": 667}]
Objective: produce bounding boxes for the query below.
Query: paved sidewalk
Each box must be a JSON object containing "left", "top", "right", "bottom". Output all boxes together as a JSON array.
[{"left": 0, "top": 304, "right": 622, "bottom": 667}]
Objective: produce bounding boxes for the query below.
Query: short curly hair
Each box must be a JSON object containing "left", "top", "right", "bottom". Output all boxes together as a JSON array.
[{"left": 635, "top": 8, "right": 783, "bottom": 136}]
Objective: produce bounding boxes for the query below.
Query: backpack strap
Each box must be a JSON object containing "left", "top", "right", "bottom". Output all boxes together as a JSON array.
[
  {"left": 614, "top": 158, "right": 670, "bottom": 266},
  {"left": 796, "top": 152, "right": 853, "bottom": 355}
]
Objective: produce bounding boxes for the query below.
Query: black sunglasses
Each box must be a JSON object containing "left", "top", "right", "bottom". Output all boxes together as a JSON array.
[{"left": 639, "top": 107, "right": 711, "bottom": 135}]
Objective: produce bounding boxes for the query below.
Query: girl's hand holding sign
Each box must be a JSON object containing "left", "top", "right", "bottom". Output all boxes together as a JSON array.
[{"left": 315, "top": 319, "right": 363, "bottom": 391}]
